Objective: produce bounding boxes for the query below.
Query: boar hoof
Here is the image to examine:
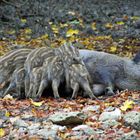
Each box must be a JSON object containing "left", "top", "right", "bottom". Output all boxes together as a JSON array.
[
  {"left": 17, "top": 96, "right": 25, "bottom": 100},
  {"left": 54, "top": 94, "right": 60, "bottom": 99},
  {"left": 70, "top": 96, "right": 76, "bottom": 100},
  {"left": 33, "top": 97, "right": 40, "bottom": 102},
  {"left": 105, "top": 87, "right": 115, "bottom": 96}
]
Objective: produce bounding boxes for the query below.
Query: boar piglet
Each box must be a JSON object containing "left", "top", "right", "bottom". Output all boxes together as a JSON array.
[
  {"left": 24, "top": 47, "right": 55, "bottom": 96},
  {"left": 0, "top": 49, "right": 31, "bottom": 87},
  {"left": 3, "top": 66, "right": 25, "bottom": 99},
  {"left": 69, "top": 64, "right": 96, "bottom": 99},
  {"left": 26, "top": 67, "right": 42, "bottom": 98},
  {"left": 58, "top": 43, "right": 84, "bottom": 92},
  {"left": 36, "top": 56, "right": 64, "bottom": 99}
]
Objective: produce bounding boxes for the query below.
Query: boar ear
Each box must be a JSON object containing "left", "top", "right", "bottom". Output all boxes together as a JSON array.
[
  {"left": 60, "top": 44, "right": 67, "bottom": 55},
  {"left": 64, "top": 43, "right": 71, "bottom": 55},
  {"left": 69, "top": 42, "right": 80, "bottom": 56},
  {"left": 66, "top": 42, "right": 75, "bottom": 57},
  {"left": 73, "top": 44, "right": 80, "bottom": 56}
]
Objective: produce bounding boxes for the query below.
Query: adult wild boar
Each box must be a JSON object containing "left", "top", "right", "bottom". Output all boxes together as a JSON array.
[{"left": 79, "top": 49, "right": 140, "bottom": 96}]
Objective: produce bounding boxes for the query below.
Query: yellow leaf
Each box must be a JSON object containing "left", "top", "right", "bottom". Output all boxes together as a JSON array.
[
  {"left": 116, "top": 21, "right": 125, "bottom": 25},
  {"left": 24, "top": 28, "right": 32, "bottom": 34},
  {"left": 5, "top": 111, "right": 10, "bottom": 117},
  {"left": 120, "top": 100, "right": 135, "bottom": 111},
  {"left": 30, "top": 99, "right": 44, "bottom": 107},
  {"left": 130, "top": 16, "right": 140, "bottom": 20},
  {"left": 91, "top": 22, "right": 96, "bottom": 30},
  {"left": 40, "top": 34, "right": 48, "bottom": 39},
  {"left": 51, "top": 25, "right": 59, "bottom": 34},
  {"left": 66, "top": 29, "right": 79, "bottom": 37},
  {"left": 21, "top": 19, "right": 27, "bottom": 23},
  {"left": 68, "top": 11, "right": 76, "bottom": 15},
  {"left": 7, "top": 30, "right": 16, "bottom": 34},
  {"left": 110, "top": 46, "right": 117, "bottom": 53},
  {"left": 60, "top": 23, "right": 68, "bottom": 28},
  {"left": 0, "top": 128, "right": 5, "bottom": 137},
  {"left": 3, "top": 94, "right": 13, "bottom": 100},
  {"left": 104, "top": 103, "right": 110, "bottom": 106},
  {"left": 105, "top": 23, "right": 113, "bottom": 29},
  {"left": 94, "top": 35, "right": 111, "bottom": 40}
]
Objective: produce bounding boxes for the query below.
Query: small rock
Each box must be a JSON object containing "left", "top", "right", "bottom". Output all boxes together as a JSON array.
[
  {"left": 36, "top": 128, "right": 60, "bottom": 139},
  {"left": 18, "top": 127, "right": 27, "bottom": 133},
  {"left": 48, "top": 112, "right": 87, "bottom": 125},
  {"left": 42, "top": 124, "right": 67, "bottom": 132},
  {"left": 123, "top": 111, "right": 140, "bottom": 130},
  {"left": 28, "top": 123, "right": 41, "bottom": 135},
  {"left": 104, "top": 106, "right": 116, "bottom": 112},
  {"left": 13, "top": 119, "right": 29, "bottom": 128},
  {"left": 99, "top": 108, "right": 121, "bottom": 122},
  {"left": 120, "top": 130, "right": 138, "bottom": 140},
  {"left": 72, "top": 125, "right": 96, "bottom": 135},
  {"left": 101, "top": 120, "right": 119, "bottom": 129},
  {"left": 82, "top": 105, "right": 100, "bottom": 113},
  {"left": 49, "top": 124, "right": 67, "bottom": 132}
]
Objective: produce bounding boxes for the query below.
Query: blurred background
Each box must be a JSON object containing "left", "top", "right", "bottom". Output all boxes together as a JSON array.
[{"left": 0, "top": 0, "right": 140, "bottom": 56}]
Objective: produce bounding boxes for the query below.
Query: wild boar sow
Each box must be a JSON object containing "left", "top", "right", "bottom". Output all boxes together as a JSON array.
[{"left": 79, "top": 49, "right": 140, "bottom": 95}]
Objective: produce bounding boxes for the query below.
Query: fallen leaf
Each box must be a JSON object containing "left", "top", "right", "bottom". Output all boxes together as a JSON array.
[
  {"left": 21, "top": 19, "right": 27, "bottom": 23},
  {"left": 30, "top": 99, "right": 44, "bottom": 107},
  {"left": 60, "top": 23, "right": 68, "bottom": 28},
  {"left": 120, "top": 100, "right": 135, "bottom": 111},
  {"left": 51, "top": 25, "right": 59, "bottom": 34},
  {"left": 130, "top": 16, "right": 140, "bottom": 20},
  {"left": 68, "top": 11, "right": 76, "bottom": 15},
  {"left": 69, "top": 20, "right": 80, "bottom": 25},
  {"left": 0, "top": 128, "right": 5, "bottom": 137},
  {"left": 24, "top": 28, "right": 32, "bottom": 34},
  {"left": 105, "top": 23, "right": 113, "bottom": 29},
  {"left": 116, "top": 21, "right": 125, "bottom": 25},
  {"left": 5, "top": 110, "right": 10, "bottom": 117},
  {"left": 66, "top": 29, "right": 79, "bottom": 37},
  {"left": 110, "top": 46, "right": 117, "bottom": 53},
  {"left": 3, "top": 94, "right": 13, "bottom": 100},
  {"left": 91, "top": 22, "right": 96, "bottom": 30},
  {"left": 40, "top": 34, "right": 48, "bottom": 39},
  {"left": 7, "top": 30, "right": 16, "bottom": 34}
]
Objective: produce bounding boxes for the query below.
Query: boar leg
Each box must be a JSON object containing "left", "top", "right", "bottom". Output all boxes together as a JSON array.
[
  {"left": 71, "top": 83, "right": 79, "bottom": 99},
  {"left": 25, "top": 75, "right": 30, "bottom": 97},
  {"left": 16, "top": 83, "right": 25, "bottom": 99},
  {"left": 3, "top": 82, "right": 16, "bottom": 97},
  {"left": 32, "top": 81, "right": 40, "bottom": 98},
  {"left": 52, "top": 79, "right": 60, "bottom": 99},
  {"left": 31, "top": 82, "right": 38, "bottom": 98},
  {"left": 82, "top": 83, "right": 97, "bottom": 99},
  {"left": 26, "top": 82, "right": 34, "bottom": 98},
  {"left": 36, "top": 79, "right": 48, "bottom": 98}
]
